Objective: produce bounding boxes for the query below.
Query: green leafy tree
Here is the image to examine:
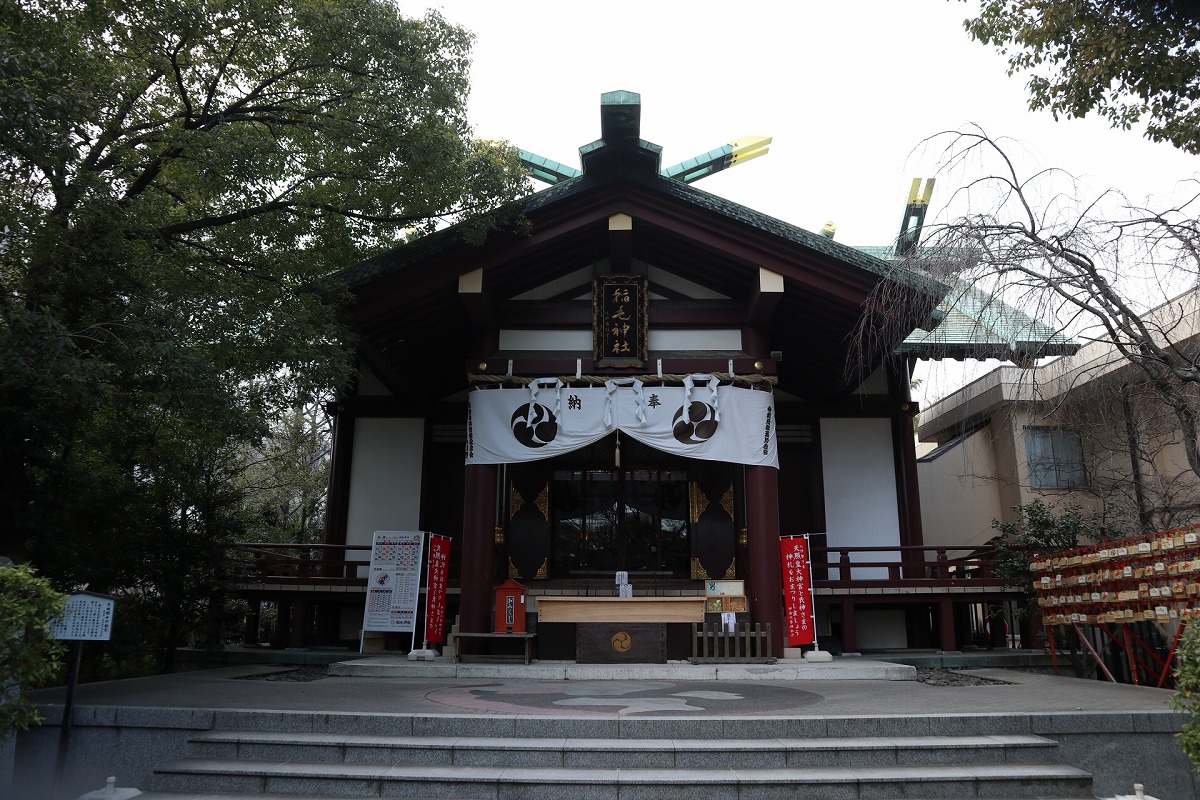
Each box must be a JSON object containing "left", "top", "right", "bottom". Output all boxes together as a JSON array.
[
  {"left": 964, "top": 1, "right": 1200, "bottom": 153},
  {"left": 990, "top": 500, "right": 1102, "bottom": 671},
  {"left": 1173, "top": 622, "right": 1200, "bottom": 770},
  {"left": 0, "top": 564, "right": 66, "bottom": 742},
  {"left": 0, "top": 0, "right": 527, "bottom": 669},
  {"left": 239, "top": 401, "right": 331, "bottom": 545},
  {"left": 991, "top": 499, "right": 1102, "bottom": 609}
]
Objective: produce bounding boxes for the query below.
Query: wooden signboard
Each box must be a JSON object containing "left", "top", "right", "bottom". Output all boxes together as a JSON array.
[
  {"left": 593, "top": 274, "right": 648, "bottom": 368},
  {"left": 536, "top": 596, "right": 705, "bottom": 623}
]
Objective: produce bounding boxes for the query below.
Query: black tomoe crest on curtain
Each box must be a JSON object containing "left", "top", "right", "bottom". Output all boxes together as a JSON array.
[
  {"left": 672, "top": 401, "right": 719, "bottom": 445},
  {"left": 511, "top": 403, "right": 558, "bottom": 448}
]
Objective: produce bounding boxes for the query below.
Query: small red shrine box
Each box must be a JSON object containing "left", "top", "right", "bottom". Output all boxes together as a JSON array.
[{"left": 493, "top": 579, "right": 527, "bottom": 633}]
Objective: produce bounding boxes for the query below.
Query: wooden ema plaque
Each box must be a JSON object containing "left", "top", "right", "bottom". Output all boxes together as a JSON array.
[{"left": 1031, "top": 524, "right": 1200, "bottom": 626}]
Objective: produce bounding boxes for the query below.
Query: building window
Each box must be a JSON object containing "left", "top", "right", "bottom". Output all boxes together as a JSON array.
[{"left": 1024, "top": 427, "right": 1087, "bottom": 489}]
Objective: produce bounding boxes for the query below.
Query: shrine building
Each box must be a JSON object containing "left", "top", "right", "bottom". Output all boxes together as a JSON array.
[{"left": 301, "top": 90, "right": 1063, "bottom": 659}]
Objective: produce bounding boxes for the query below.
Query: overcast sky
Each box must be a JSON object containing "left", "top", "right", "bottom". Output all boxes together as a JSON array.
[{"left": 396, "top": 0, "right": 1198, "bottom": 404}]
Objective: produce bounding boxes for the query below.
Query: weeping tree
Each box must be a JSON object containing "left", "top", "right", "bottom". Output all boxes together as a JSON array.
[
  {"left": 0, "top": 0, "right": 528, "bottom": 670},
  {"left": 878, "top": 129, "right": 1200, "bottom": 532}
]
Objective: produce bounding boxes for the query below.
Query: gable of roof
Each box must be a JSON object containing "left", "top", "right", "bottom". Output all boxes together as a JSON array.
[{"left": 335, "top": 92, "right": 950, "bottom": 403}]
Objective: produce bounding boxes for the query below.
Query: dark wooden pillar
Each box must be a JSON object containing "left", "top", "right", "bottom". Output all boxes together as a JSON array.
[
  {"left": 242, "top": 597, "right": 261, "bottom": 647},
  {"left": 744, "top": 465, "right": 785, "bottom": 653},
  {"left": 840, "top": 597, "right": 858, "bottom": 653},
  {"left": 892, "top": 408, "right": 924, "bottom": 549},
  {"left": 460, "top": 463, "right": 498, "bottom": 634},
  {"left": 938, "top": 598, "right": 957, "bottom": 651},
  {"left": 887, "top": 359, "right": 924, "bottom": 551},
  {"left": 289, "top": 597, "right": 307, "bottom": 648},
  {"left": 323, "top": 408, "right": 355, "bottom": 546}
]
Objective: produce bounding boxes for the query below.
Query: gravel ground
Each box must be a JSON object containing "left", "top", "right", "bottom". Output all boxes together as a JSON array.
[
  {"left": 237, "top": 665, "right": 330, "bottom": 682},
  {"left": 913, "top": 668, "right": 1012, "bottom": 686}
]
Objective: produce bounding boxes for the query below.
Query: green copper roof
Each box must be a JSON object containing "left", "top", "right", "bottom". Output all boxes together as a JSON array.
[
  {"left": 896, "top": 279, "right": 1079, "bottom": 361},
  {"left": 850, "top": 245, "right": 1079, "bottom": 362}
]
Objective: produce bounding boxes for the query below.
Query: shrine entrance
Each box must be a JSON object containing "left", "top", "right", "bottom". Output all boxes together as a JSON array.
[
  {"left": 551, "top": 465, "right": 689, "bottom": 576},
  {"left": 503, "top": 434, "right": 739, "bottom": 583}
]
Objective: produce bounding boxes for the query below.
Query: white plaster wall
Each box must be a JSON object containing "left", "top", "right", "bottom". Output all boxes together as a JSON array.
[
  {"left": 820, "top": 417, "right": 901, "bottom": 578},
  {"left": 345, "top": 418, "right": 425, "bottom": 549},
  {"left": 917, "top": 429, "right": 1006, "bottom": 549},
  {"left": 498, "top": 329, "right": 742, "bottom": 351}
]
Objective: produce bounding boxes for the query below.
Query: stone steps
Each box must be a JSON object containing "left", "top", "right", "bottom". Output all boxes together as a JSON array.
[
  {"left": 150, "top": 760, "right": 1095, "bottom": 799},
  {"left": 186, "top": 731, "right": 1060, "bottom": 768},
  {"left": 144, "top": 726, "right": 1097, "bottom": 799}
]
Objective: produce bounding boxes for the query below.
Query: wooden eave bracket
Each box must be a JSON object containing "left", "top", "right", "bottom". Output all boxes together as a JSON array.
[
  {"left": 745, "top": 267, "right": 784, "bottom": 326},
  {"left": 458, "top": 267, "right": 496, "bottom": 330}
]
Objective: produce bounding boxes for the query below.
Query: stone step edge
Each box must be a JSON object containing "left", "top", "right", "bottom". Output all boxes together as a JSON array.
[
  {"left": 190, "top": 730, "right": 1059, "bottom": 751},
  {"left": 155, "top": 759, "right": 1093, "bottom": 783},
  {"left": 138, "top": 795, "right": 1101, "bottom": 800}
]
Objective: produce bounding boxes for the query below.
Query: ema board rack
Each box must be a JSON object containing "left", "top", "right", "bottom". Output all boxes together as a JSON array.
[
  {"left": 1031, "top": 524, "right": 1200, "bottom": 626},
  {"left": 704, "top": 579, "right": 748, "bottom": 614}
]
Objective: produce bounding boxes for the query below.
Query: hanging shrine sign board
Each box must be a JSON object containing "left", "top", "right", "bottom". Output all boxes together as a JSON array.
[
  {"left": 361, "top": 531, "right": 424, "bottom": 634},
  {"left": 780, "top": 535, "right": 817, "bottom": 646},
  {"left": 594, "top": 274, "right": 647, "bottom": 369},
  {"left": 424, "top": 534, "right": 452, "bottom": 645}
]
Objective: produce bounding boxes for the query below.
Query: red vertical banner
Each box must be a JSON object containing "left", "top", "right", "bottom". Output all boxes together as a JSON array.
[
  {"left": 424, "top": 535, "right": 451, "bottom": 645},
  {"left": 780, "top": 535, "right": 816, "bottom": 646}
]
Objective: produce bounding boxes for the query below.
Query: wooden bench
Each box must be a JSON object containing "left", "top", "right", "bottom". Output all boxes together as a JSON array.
[
  {"left": 448, "top": 632, "right": 536, "bottom": 665},
  {"left": 689, "top": 622, "right": 774, "bottom": 664}
]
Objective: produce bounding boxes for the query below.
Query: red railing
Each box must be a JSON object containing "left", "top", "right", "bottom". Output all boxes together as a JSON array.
[
  {"left": 812, "top": 544, "right": 1005, "bottom": 586},
  {"left": 227, "top": 542, "right": 1013, "bottom": 590},
  {"left": 227, "top": 543, "right": 372, "bottom": 585}
]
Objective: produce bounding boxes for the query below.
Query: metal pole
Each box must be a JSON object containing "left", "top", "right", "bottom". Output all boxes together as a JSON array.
[
  {"left": 53, "top": 640, "right": 83, "bottom": 788},
  {"left": 805, "top": 534, "right": 820, "bottom": 652},
  {"left": 410, "top": 531, "right": 425, "bottom": 655}
]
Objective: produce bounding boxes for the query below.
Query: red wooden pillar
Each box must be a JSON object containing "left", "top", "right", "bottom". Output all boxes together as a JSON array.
[
  {"left": 744, "top": 465, "right": 785, "bottom": 653},
  {"left": 460, "top": 463, "right": 498, "bottom": 634},
  {"left": 289, "top": 597, "right": 307, "bottom": 648},
  {"left": 840, "top": 597, "right": 858, "bottom": 652},
  {"left": 939, "top": 598, "right": 957, "bottom": 651},
  {"left": 323, "top": 409, "right": 355, "bottom": 546}
]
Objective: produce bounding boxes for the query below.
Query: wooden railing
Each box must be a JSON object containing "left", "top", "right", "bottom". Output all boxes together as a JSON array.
[
  {"left": 812, "top": 544, "right": 1006, "bottom": 586},
  {"left": 227, "top": 543, "right": 372, "bottom": 585},
  {"left": 690, "top": 622, "right": 774, "bottom": 663},
  {"left": 226, "top": 542, "right": 1010, "bottom": 590}
]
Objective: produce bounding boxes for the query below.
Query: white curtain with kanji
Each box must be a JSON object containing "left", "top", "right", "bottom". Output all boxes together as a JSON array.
[{"left": 465, "top": 376, "right": 778, "bottom": 468}]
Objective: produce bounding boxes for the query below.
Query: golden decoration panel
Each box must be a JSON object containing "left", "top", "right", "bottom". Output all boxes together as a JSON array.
[
  {"left": 719, "top": 484, "right": 735, "bottom": 520},
  {"left": 535, "top": 484, "right": 549, "bottom": 521},
  {"left": 689, "top": 482, "right": 709, "bottom": 524},
  {"left": 509, "top": 483, "right": 523, "bottom": 520}
]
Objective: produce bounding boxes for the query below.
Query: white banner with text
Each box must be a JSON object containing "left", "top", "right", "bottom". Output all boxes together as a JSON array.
[{"left": 466, "top": 377, "right": 777, "bottom": 468}]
